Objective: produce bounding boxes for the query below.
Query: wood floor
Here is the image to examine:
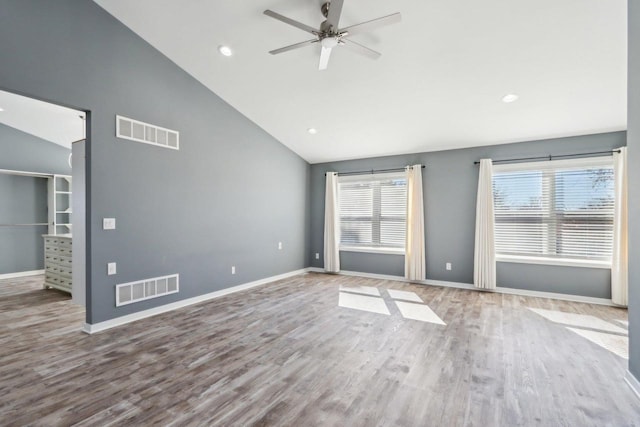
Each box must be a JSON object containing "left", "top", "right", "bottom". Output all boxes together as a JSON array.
[{"left": 0, "top": 273, "right": 638, "bottom": 426}]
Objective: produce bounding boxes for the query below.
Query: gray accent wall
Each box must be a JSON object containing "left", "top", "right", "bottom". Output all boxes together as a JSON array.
[
  {"left": 0, "top": 0, "right": 310, "bottom": 323},
  {"left": 310, "top": 132, "right": 626, "bottom": 299},
  {"left": 628, "top": 1, "right": 640, "bottom": 382},
  {"left": 0, "top": 123, "right": 72, "bottom": 274}
]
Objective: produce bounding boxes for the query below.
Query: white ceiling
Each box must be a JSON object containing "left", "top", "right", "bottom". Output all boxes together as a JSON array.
[
  {"left": 0, "top": 90, "right": 85, "bottom": 149},
  {"left": 94, "top": 0, "right": 627, "bottom": 163}
]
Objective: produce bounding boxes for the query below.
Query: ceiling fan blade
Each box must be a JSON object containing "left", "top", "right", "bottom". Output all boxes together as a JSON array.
[
  {"left": 325, "top": 0, "right": 344, "bottom": 30},
  {"left": 340, "top": 12, "right": 401, "bottom": 36},
  {"left": 341, "top": 39, "right": 381, "bottom": 60},
  {"left": 269, "top": 39, "right": 319, "bottom": 55},
  {"left": 264, "top": 10, "right": 318, "bottom": 35},
  {"left": 318, "top": 46, "right": 332, "bottom": 70}
]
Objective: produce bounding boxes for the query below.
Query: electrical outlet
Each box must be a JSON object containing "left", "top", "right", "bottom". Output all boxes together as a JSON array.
[
  {"left": 278, "top": 242, "right": 283, "bottom": 250},
  {"left": 315, "top": 253, "right": 320, "bottom": 260},
  {"left": 107, "top": 262, "right": 117, "bottom": 275},
  {"left": 103, "top": 218, "right": 116, "bottom": 230},
  {"left": 446, "top": 262, "right": 452, "bottom": 271},
  {"left": 231, "top": 266, "right": 236, "bottom": 275}
]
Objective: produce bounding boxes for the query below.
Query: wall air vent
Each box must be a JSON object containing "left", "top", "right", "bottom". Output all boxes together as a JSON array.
[
  {"left": 116, "top": 115, "right": 179, "bottom": 150},
  {"left": 116, "top": 274, "right": 179, "bottom": 307}
]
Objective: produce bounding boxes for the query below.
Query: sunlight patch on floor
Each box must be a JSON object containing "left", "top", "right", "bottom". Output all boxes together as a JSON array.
[
  {"left": 339, "top": 284, "right": 380, "bottom": 297},
  {"left": 395, "top": 301, "right": 446, "bottom": 325},
  {"left": 528, "top": 308, "right": 627, "bottom": 334},
  {"left": 337, "top": 286, "right": 447, "bottom": 325},
  {"left": 528, "top": 307, "right": 628, "bottom": 359},
  {"left": 567, "top": 327, "right": 629, "bottom": 359},
  {"left": 387, "top": 289, "right": 423, "bottom": 303},
  {"left": 338, "top": 292, "right": 390, "bottom": 315}
]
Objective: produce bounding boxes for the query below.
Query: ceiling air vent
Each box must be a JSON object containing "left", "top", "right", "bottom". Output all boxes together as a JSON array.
[
  {"left": 116, "top": 274, "right": 179, "bottom": 307},
  {"left": 116, "top": 115, "right": 179, "bottom": 150}
]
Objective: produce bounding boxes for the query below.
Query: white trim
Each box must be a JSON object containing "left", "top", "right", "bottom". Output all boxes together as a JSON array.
[
  {"left": 493, "top": 155, "right": 614, "bottom": 172},
  {"left": 83, "top": 268, "right": 309, "bottom": 334},
  {"left": 625, "top": 371, "right": 640, "bottom": 401},
  {"left": 307, "top": 269, "right": 615, "bottom": 306},
  {"left": 340, "top": 246, "right": 405, "bottom": 256},
  {"left": 338, "top": 171, "right": 406, "bottom": 182},
  {"left": 497, "top": 255, "right": 611, "bottom": 269},
  {"left": 0, "top": 269, "right": 45, "bottom": 280}
]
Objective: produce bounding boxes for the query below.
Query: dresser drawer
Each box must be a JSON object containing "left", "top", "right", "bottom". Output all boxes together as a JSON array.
[
  {"left": 43, "top": 235, "right": 73, "bottom": 294},
  {"left": 44, "top": 236, "right": 72, "bottom": 249}
]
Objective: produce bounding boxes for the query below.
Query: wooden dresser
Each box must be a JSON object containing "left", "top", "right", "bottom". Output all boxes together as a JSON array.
[{"left": 43, "top": 235, "right": 72, "bottom": 294}]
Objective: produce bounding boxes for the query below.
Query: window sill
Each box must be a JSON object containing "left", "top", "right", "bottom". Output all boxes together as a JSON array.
[
  {"left": 340, "top": 246, "right": 405, "bottom": 256},
  {"left": 496, "top": 255, "right": 611, "bottom": 269}
]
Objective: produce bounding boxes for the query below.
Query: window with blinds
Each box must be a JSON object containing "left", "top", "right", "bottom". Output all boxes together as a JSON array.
[
  {"left": 338, "top": 172, "right": 407, "bottom": 252},
  {"left": 492, "top": 157, "right": 615, "bottom": 264}
]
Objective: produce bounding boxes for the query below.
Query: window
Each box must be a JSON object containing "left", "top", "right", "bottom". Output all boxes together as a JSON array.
[
  {"left": 338, "top": 172, "right": 407, "bottom": 253},
  {"left": 492, "top": 157, "right": 615, "bottom": 267}
]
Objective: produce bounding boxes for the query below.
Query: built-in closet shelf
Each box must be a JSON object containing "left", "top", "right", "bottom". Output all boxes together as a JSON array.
[{"left": 48, "top": 174, "right": 72, "bottom": 236}]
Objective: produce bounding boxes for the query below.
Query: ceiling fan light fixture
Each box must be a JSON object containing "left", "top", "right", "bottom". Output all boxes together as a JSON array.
[
  {"left": 321, "top": 37, "right": 339, "bottom": 48},
  {"left": 218, "top": 45, "right": 233, "bottom": 57},
  {"left": 502, "top": 93, "right": 519, "bottom": 103},
  {"left": 307, "top": 128, "right": 318, "bottom": 134}
]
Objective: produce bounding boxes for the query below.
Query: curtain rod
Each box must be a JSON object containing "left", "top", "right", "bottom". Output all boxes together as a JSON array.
[
  {"left": 473, "top": 149, "right": 621, "bottom": 165},
  {"left": 325, "top": 165, "right": 424, "bottom": 176}
]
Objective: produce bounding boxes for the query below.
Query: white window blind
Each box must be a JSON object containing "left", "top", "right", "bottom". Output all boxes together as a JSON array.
[
  {"left": 338, "top": 172, "right": 407, "bottom": 251},
  {"left": 492, "top": 157, "right": 615, "bottom": 264}
]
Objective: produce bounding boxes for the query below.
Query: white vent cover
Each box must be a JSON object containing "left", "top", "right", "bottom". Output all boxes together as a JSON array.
[
  {"left": 116, "top": 115, "right": 179, "bottom": 150},
  {"left": 116, "top": 274, "right": 179, "bottom": 307}
]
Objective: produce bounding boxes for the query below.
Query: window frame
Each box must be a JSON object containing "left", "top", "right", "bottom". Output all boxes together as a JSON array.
[
  {"left": 492, "top": 156, "right": 614, "bottom": 269},
  {"left": 338, "top": 171, "right": 407, "bottom": 254}
]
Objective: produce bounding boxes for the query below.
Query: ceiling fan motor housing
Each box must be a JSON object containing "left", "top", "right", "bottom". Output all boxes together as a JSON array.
[{"left": 321, "top": 2, "right": 331, "bottom": 18}]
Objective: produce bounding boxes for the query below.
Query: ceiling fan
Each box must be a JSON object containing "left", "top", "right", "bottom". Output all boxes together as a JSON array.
[{"left": 264, "top": 0, "right": 401, "bottom": 70}]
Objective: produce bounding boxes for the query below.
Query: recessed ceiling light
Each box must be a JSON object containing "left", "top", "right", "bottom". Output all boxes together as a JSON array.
[
  {"left": 0, "top": 107, "right": 4, "bottom": 112},
  {"left": 502, "top": 94, "right": 519, "bottom": 103},
  {"left": 307, "top": 128, "right": 318, "bottom": 135},
  {"left": 218, "top": 45, "right": 233, "bottom": 57}
]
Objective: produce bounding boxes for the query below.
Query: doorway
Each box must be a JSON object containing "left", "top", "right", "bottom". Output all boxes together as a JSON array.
[{"left": 0, "top": 89, "right": 87, "bottom": 310}]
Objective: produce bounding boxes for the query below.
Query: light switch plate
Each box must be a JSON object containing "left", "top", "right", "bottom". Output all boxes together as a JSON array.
[
  {"left": 107, "top": 262, "right": 117, "bottom": 275},
  {"left": 278, "top": 242, "right": 283, "bottom": 250},
  {"left": 103, "top": 218, "right": 116, "bottom": 230}
]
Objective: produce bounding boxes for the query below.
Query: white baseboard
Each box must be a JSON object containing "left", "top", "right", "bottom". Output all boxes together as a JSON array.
[
  {"left": 0, "top": 269, "right": 44, "bottom": 280},
  {"left": 83, "top": 268, "right": 309, "bottom": 334},
  {"left": 306, "top": 268, "right": 615, "bottom": 306},
  {"left": 626, "top": 370, "right": 640, "bottom": 401}
]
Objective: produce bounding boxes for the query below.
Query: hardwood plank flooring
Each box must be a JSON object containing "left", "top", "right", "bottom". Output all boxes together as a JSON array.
[{"left": 0, "top": 273, "right": 638, "bottom": 426}]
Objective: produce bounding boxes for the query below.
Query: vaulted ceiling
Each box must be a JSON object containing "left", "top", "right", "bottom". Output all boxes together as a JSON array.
[
  {"left": 0, "top": 89, "right": 84, "bottom": 149},
  {"left": 94, "top": 0, "right": 627, "bottom": 163}
]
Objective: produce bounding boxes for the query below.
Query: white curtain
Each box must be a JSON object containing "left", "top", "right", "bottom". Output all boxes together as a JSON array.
[
  {"left": 612, "top": 147, "right": 628, "bottom": 306},
  {"left": 324, "top": 172, "right": 340, "bottom": 273},
  {"left": 474, "top": 159, "right": 496, "bottom": 289},
  {"left": 405, "top": 165, "right": 426, "bottom": 281}
]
